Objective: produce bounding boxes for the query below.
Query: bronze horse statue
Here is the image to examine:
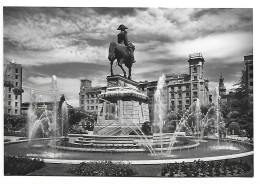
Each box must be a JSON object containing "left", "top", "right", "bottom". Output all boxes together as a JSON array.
[{"left": 108, "top": 41, "right": 135, "bottom": 80}]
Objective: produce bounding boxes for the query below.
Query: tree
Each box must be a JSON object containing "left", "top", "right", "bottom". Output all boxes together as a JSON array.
[
  {"left": 223, "top": 69, "right": 253, "bottom": 136},
  {"left": 68, "top": 107, "right": 97, "bottom": 133},
  {"left": 228, "top": 122, "right": 240, "bottom": 135},
  {"left": 141, "top": 121, "right": 152, "bottom": 135}
]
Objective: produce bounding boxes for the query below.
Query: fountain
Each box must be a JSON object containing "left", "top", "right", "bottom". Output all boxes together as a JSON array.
[
  {"left": 154, "top": 74, "right": 166, "bottom": 155},
  {"left": 27, "top": 76, "right": 69, "bottom": 148},
  {"left": 4, "top": 74, "right": 253, "bottom": 165}
]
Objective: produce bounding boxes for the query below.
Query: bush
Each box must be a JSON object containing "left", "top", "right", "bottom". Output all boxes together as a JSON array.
[
  {"left": 67, "top": 161, "right": 137, "bottom": 176},
  {"left": 4, "top": 155, "right": 45, "bottom": 175},
  {"left": 4, "top": 114, "right": 27, "bottom": 131},
  {"left": 141, "top": 121, "right": 152, "bottom": 135},
  {"left": 228, "top": 122, "right": 240, "bottom": 135},
  {"left": 161, "top": 159, "right": 250, "bottom": 177}
]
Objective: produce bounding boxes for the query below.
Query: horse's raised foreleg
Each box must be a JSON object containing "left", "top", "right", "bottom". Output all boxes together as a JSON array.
[{"left": 110, "top": 61, "right": 114, "bottom": 76}]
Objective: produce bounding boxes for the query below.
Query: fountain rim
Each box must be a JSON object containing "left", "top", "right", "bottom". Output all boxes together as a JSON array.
[
  {"left": 30, "top": 151, "right": 254, "bottom": 165},
  {"left": 4, "top": 137, "right": 253, "bottom": 165}
]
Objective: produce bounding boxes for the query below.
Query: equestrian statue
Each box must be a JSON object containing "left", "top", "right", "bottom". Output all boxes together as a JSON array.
[{"left": 108, "top": 24, "right": 136, "bottom": 80}]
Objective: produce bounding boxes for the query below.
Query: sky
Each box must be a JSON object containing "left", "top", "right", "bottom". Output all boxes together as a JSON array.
[{"left": 3, "top": 7, "right": 253, "bottom": 107}]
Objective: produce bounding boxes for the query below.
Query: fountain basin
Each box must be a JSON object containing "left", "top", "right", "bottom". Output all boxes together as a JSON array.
[{"left": 4, "top": 137, "right": 253, "bottom": 165}]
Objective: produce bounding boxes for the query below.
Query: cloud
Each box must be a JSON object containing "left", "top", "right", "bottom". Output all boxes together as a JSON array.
[
  {"left": 3, "top": 8, "right": 253, "bottom": 107},
  {"left": 163, "top": 32, "right": 253, "bottom": 63},
  {"left": 23, "top": 76, "right": 81, "bottom": 107},
  {"left": 4, "top": 8, "right": 253, "bottom": 65}
]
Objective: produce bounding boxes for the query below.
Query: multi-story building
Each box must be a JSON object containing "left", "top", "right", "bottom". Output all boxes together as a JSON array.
[
  {"left": 4, "top": 61, "right": 23, "bottom": 115},
  {"left": 188, "top": 53, "right": 209, "bottom": 106},
  {"left": 166, "top": 74, "right": 192, "bottom": 112},
  {"left": 218, "top": 74, "right": 229, "bottom": 105},
  {"left": 244, "top": 54, "right": 253, "bottom": 95},
  {"left": 79, "top": 79, "right": 106, "bottom": 113},
  {"left": 140, "top": 53, "right": 210, "bottom": 121}
]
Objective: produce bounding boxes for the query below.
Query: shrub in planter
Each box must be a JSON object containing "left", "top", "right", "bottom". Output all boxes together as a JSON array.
[
  {"left": 4, "top": 155, "right": 45, "bottom": 175},
  {"left": 161, "top": 159, "right": 251, "bottom": 177},
  {"left": 67, "top": 161, "right": 137, "bottom": 176}
]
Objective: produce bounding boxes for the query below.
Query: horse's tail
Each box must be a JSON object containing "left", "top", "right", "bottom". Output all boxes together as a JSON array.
[{"left": 108, "top": 42, "right": 116, "bottom": 62}]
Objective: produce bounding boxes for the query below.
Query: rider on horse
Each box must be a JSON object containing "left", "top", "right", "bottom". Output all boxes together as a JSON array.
[{"left": 117, "top": 24, "right": 136, "bottom": 64}]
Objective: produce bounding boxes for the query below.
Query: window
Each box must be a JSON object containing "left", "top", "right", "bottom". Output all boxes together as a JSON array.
[
  {"left": 186, "top": 92, "right": 190, "bottom": 97},
  {"left": 91, "top": 100, "right": 94, "bottom": 104},
  {"left": 178, "top": 101, "right": 182, "bottom": 105},
  {"left": 8, "top": 109, "right": 11, "bottom": 114},
  {"left": 186, "top": 85, "right": 190, "bottom": 89},
  {"left": 8, "top": 101, "right": 11, "bottom": 106},
  {"left": 91, "top": 94, "right": 94, "bottom": 98},
  {"left": 96, "top": 106, "right": 98, "bottom": 110},
  {"left": 15, "top": 95, "right": 18, "bottom": 100},
  {"left": 249, "top": 65, "right": 253, "bottom": 70},
  {"left": 171, "top": 101, "right": 174, "bottom": 106},
  {"left": 193, "top": 84, "right": 197, "bottom": 89},
  {"left": 15, "top": 75, "right": 18, "bottom": 79},
  {"left": 8, "top": 94, "right": 11, "bottom": 99},
  {"left": 186, "top": 99, "right": 190, "bottom": 104},
  {"left": 194, "top": 76, "right": 197, "bottom": 80},
  {"left": 81, "top": 95, "right": 84, "bottom": 99},
  {"left": 193, "top": 67, "right": 197, "bottom": 73},
  {"left": 15, "top": 102, "right": 18, "bottom": 107},
  {"left": 249, "top": 73, "right": 253, "bottom": 78},
  {"left": 15, "top": 68, "right": 18, "bottom": 73},
  {"left": 193, "top": 92, "right": 198, "bottom": 98},
  {"left": 81, "top": 100, "right": 84, "bottom": 104},
  {"left": 9, "top": 87, "right": 11, "bottom": 92},
  {"left": 171, "top": 94, "right": 174, "bottom": 99},
  {"left": 87, "top": 106, "right": 89, "bottom": 110},
  {"left": 178, "top": 86, "right": 181, "bottom": 89},
  {"left": 250, "top": 82, "right": 253, "bottom": 86},
  {"left": 178, "top": 93, "right": 182, "bottom": 98},
  {"left": 171, "top": 87, "right": 174, "bottom": 90},
  {"left": 91, "top": 106, "right": 94, "bottom": 110},
  {"left": 15, "top": 82, "right": 18, "bottom": 86},
  {"left": 15, "top": 109, "right": 18, "bottom": 114}
]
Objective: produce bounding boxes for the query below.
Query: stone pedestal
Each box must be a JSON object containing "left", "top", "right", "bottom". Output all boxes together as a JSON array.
[{"left": 94, "top": 75, "right": 150, "bottom": 135}]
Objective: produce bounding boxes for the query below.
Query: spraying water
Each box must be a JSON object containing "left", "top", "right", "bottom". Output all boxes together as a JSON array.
[
  {"left": 28, "top": 90, "right": 37, "bottom": 145},
  {"left": 154, "top": 74, "right": 166, "bottom": 155},
  {"left": 51, "top": 75, "right": 58, "bottom": 148},
  {"left": 214, "top": 87, "right": 220, "bottom": 146},
  {"left": 195, "top": 98, "right": 201, "bottom": 139},
  {"left": 61, "top": 101, "right": 68, "bottom": 137}
]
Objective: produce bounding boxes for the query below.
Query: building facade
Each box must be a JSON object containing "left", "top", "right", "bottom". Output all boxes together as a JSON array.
[
  {"left": 4, "top": 61, "right": 23, "bottom": 115},
  {"left": 139, "top": 53, "right": 210, "bottom": 121},
  {"left": 79, "top": 79, "right": 106, "bottom": 113},
  {"left": 218, "top": 74, "right": 229, "bottom": 105},
  {"left": 244, "top": 54, "right": 253, "bottom": 95}
]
